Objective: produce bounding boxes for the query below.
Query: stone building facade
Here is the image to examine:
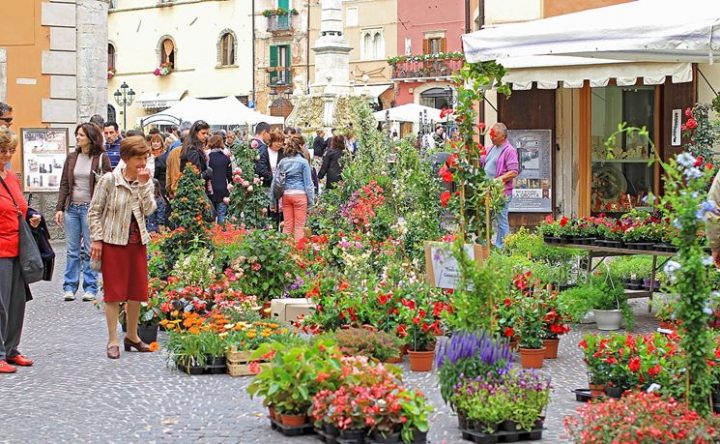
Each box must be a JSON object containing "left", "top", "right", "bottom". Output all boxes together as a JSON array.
[{"left": 1, "top": 0, "right": 110, "bottom": 238}]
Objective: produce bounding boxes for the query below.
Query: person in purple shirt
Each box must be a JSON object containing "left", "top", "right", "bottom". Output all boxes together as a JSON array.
[{"left": 481, "top": 122, "right": 519, "bottom": 249}]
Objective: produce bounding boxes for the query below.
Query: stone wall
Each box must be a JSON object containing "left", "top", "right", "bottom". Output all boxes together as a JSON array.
[{"left": 76, "top": 0, "right": 110, "bottom": 122}]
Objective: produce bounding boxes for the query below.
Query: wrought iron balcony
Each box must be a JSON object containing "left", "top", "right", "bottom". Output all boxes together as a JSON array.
[
  {"left": 267, "top": 67, "right": 293, "bottom": 87},
  {"left": 390, "top": 56, "right": 465, "bottom": 81},
  {"left": 267, "top": 14, "right": 294, "bottom": 33}
]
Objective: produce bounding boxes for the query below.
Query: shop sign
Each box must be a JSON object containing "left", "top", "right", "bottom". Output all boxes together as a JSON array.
[
  {"left": 20, "top": 128, "right": 68, "bottom": 192},
  {"left": 507, "top": 129, "right": 552, "bottom": 213}
]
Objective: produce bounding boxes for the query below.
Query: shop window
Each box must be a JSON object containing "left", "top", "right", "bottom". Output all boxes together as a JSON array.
[
  {"left": 591, "top": 85, "right": 655, "bottom": 213},
  {"left": 420, "top": 87, "right": 453, "bottom": 110}
]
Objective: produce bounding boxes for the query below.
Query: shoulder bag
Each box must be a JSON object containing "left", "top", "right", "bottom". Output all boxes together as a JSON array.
[
  {"left": 272, "top": 158, "right": 287, "bottom": 201},
  {"left": 0, "top": 176, "right": 44, "bottom": 284}
]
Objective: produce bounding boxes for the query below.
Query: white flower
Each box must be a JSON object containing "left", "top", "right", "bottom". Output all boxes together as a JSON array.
[
  {"left": 663, "top": 260, "right": 681, "bottom": 283},
  {"left": 703, "top": 256, "right": 715, "bottom": 266},
  {"left": 703, "top": 305, "right": 714, "bottom": 316},
  {"left": 676, "top": 152, "right": 697, "bottom": 169}
]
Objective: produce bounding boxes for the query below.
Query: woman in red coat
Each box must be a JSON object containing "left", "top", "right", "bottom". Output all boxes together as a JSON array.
[{"left": 0, "top": 127, "right": 41, "bottom": 373}]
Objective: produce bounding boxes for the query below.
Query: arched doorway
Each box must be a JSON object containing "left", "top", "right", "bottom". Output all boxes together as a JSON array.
[
  {"left": 420, "top": 87, "right": 453, "bottom": 110},
  {"left": 107, "top": 104, "right": 117, "bottom": 124}
]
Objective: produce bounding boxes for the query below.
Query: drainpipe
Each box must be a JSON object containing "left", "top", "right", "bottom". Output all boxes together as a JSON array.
[
  {"left": 306, "top": 0, "right": 311, "bottom": 94},
  {"left": 464, "top": 0, "right": 470, "bottom": 34},
  {"left": 252, "top": 0, "right": 257, "bottom": 104},
  {"left": 477, "top": 0, "right": 485, "bottom": 129}
]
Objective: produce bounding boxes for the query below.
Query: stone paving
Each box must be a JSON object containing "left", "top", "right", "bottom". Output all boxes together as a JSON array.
[{"left": 1, "top": 246, "right": 660, "bottom": 444}]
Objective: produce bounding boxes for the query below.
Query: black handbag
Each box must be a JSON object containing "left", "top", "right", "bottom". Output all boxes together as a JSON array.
[{"left": 0, "top": 176, "right": 44, "bottom": 284}]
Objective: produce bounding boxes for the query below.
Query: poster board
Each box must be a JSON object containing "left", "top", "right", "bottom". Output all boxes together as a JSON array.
[
  {"left": 424, "top": 241, "right": 489, "bottom": 289},
  {"left": 21, "top": 128, "right": 69, "bottom": 192},
  {"left": 507, "top": 129, "right": 552, "bottom": 213}
]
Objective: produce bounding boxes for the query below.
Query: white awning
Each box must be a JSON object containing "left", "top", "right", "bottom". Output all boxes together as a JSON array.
[
  {"left": 354, "top": 83, "right": 392, "bottom": 99},
  {"left": 136, "top": 90, "right": 187, "bottom": 109},
  {"left": 373, "top": 103, "right": 442, "bottom": 123},
  {"left": 141, "top": 96, "right": 284, "bottom": 126},
  {"left": 462, "top": 0, "right": 720, "bottom": 64},
  {"left": 502, "top": 58, "right": 693, "bottom": 90}
]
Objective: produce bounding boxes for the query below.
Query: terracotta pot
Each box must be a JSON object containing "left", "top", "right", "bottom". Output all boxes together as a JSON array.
[
  {"left": 268, "top": 406, "right": 276, "bottom": 420},
  {"left": 384, "top": 355, "right": 403, "bottom": 364},
  {"left": 519, "top": 347, "right": 546, "bottom": 369},
  {"left": 589, "top": 383, "right": 605, "bottom": 397},
  {"left": 260, "top": 302, "right": 272, "bottom": 319},
  {"left": 280, "top": 413, "right": 307, "bottom": 427},
  {"left": 659, "top": 320, "right": 675, "bottom": 330},
  {"left": 401, "top": 344, "right": 409, "bottom": 356},
  {"left": 408, "top": 349, "right": 435, "bottom": 372},
  {"left": 543, "top": 338, "right": 560, "bottom": 359}
]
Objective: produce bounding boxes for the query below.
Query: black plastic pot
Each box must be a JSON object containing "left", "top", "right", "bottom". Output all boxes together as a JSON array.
[
  {"left": 324, "top": 423, "right": 340, "bottom": 437},
  {"left": 339, "top": 428, "right": 367, "bottom": 443},
  {"left": 410, "top": 428, "right": 427, "bottom": 444},
  {"left": 605, "top": 386, "right": 623, "bottom": 398},
  {"left": 499, "top": 420, "right": 519, "bottom": 432},
  {"left": 712, "top": 385, "right": 720, "bottom": 403},
  {"left": 138, "top": 324, "right": 158, "bottom": 344},
  {"left": 371, "top": 430, "right": 401, "bottom": 443}
]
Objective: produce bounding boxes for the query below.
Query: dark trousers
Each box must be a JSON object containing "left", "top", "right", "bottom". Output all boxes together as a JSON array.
[{"left": 0, "top": 257, "right": 27, "bottom": 361}]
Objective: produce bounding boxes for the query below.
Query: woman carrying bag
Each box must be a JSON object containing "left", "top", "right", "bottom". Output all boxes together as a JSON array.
[
  {"left": 88, "top": 136, "right": 156, "bottom": 359},
  {"left": 0, "top": 127, "right": 42, "bottom": 373}
]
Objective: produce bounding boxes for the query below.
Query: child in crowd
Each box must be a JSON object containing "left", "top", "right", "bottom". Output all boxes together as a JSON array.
[{"left": 145, "top": 179, "right": 166, "bottom": 233}]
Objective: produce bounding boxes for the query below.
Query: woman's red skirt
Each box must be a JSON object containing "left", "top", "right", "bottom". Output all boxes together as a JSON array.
[{"left": 101, "top": 233, "right": 148, "bottom": 303}]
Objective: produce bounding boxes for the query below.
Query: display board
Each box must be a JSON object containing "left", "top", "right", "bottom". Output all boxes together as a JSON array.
[
  {"left": 424, "top": 242, "right": 489, "bottom": 289},
  {"left": 21, "top": 128, "right": 69, "bottom": 192},
  {"left": 507, "top": 129, "right": 552, "bottom": 213}
]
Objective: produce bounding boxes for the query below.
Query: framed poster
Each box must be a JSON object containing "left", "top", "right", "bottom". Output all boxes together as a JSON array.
[
  {"left": 507, "top": 129, "right": 552, "bottom": 213},
  {"left": 21, "top": 128, "right": 69, "bottom": 192}
]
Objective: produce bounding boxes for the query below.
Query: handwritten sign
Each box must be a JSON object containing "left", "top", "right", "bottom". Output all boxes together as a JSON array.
[
  {"left": 671, "top": 109, "right": 682, "bottom": 146},
  {"left": 424, "top": 242, "right": 489, "bottom": 289}
]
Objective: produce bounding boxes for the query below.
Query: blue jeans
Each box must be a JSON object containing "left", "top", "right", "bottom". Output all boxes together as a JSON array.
[
  {"left": 495, "top": 197, "right": 511, "bottom": 249},
  {"left": 63, "top": 203, "right": 98, "bottom": 294},
  {"left": 215, "top": 202, "right": 228, "bottom": 224}
]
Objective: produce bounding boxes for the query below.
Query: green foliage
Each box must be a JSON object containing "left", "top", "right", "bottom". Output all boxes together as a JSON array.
[
  {"left": 609, "top": 256, "right": 653, "bottom": 280},
  {"left": 328, "top": 327, "right": 402, "bottom": 362},
  {"left": 556, "top": 286, "right": 595, "bottom": 323},
  {"left": 171, "top": 248, "right": 217, "bottom": 289},
  {"left": 227, "top": 143, "right": 270, "bottom": 229}
]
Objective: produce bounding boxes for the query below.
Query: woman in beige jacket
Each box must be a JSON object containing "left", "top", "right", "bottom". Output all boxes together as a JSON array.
[{"left": 88, "top": 136, "right": 156, "bottom": 359}]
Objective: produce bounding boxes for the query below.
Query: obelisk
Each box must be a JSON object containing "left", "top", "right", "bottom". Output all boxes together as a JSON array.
[{"left": 310, "top": 0, "right": 352, "bottom": 96}]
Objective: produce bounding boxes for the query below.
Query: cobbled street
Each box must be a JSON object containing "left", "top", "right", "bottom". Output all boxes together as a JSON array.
[{"left": 1, "top": 245, "right": 659, "bottom": 444}]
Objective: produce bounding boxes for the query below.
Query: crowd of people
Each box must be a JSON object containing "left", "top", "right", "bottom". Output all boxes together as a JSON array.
[{"left": 0, "top": 96, "right": 520, "bottom": 365}]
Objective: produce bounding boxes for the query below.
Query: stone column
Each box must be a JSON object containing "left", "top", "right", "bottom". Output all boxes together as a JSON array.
[{"left": 76, "top": 0, "right": 110, "bottom": 122}]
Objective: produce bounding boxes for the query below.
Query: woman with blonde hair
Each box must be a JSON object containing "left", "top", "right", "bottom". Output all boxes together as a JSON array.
[
  {"left": 272, "top": 134, "right": 315, "bottom": 241},
  {"left": 0, "top": 127, "right": 41, "bottom": 373},
  {"left": 88, "top": 136, "right": 156, "bottom": 359}
]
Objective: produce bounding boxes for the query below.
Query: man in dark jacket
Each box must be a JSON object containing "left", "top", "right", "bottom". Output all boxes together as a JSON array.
[
  {"left": 319, "top": 134, "right": 345, "bottom": 190},
  {"left": 103, "top": 122, "right": 122, "bottom": 168},
  {"left": 312, "top": 130, "right": 326, "bottom": 159},
  {"left": 250, "top": 122, "right": 271, "bottom": 151}
]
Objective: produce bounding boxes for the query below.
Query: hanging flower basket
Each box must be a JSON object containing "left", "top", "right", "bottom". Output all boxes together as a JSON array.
[{"left": 107, "top": 68, "right": 116, "bottom": 80}]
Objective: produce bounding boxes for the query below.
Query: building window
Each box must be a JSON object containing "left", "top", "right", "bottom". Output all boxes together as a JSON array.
[
  {"left": 347, "top": 7, "right": 358, "bottom": 27},
  {"left": 269, "top": 44, "right": 291, "bottom": 85},
  {"left": 405, "top": 37, "right": 412, "bottom": 56},
  {"left": 361, "top": 29, "right": 384, "bottom": 60},
  {"left": 591, "top": 85, "right": 655, "bottom": 214},
  {"left": 160, "top": 37, "right": 176, "bottom": 67},
  {"left": 108, "top": 43, "right": 116, "bottom": 71},
  {"left": 423, "top": 36, "right": 446, "bottom": 54},
  {"left": 420, "top": 87, "right": 453, "bottom": 110},
  {"left": 218, "top": 30, "right": 237, "bottom": 66}
]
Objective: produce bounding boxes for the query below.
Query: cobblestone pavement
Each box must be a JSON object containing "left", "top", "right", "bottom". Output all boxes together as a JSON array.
[{"left": 1, "top": 246, "right": 660, "bottom": 444}]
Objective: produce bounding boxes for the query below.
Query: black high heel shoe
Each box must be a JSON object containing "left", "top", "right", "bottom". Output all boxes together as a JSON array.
[{"left": 124, "top": 337, "right": 151, "bottom": 352}]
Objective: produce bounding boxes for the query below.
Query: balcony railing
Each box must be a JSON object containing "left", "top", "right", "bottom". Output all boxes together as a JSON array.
[
  {"left": 267, "top": 14, "right": 294, "bottom": 33},
  {"left": 267, "top": 67, "right": 293, "bottom": 87},
  {"left": 390, "top": 57, "right": 465, "bottom": 81}
]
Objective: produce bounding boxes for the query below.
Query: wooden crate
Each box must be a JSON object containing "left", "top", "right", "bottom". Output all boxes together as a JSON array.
[
  {"left": 225, "top": 347, "right": 270, "bottom": 377},
  {"left": 227, "top": 361, "right": 271, "bottom": 377}
]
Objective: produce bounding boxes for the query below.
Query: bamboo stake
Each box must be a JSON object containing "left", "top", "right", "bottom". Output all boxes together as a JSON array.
[{"left": 485, "top": 194, "right": 491, "bottom": 247}]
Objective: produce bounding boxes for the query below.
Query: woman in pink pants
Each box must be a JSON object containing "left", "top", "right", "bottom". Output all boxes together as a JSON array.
[{"left": 272, "top": 134, "right": 315, "bottom": 242}]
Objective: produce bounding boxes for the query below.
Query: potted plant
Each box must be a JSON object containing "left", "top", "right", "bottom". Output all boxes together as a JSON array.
[
  {"left": 516, "top": 293, "right": 546, "bottom": 369},
  {"left": 579, "top": 334, "right": 611, "bottom": 397},
  {"left": 153, "top": 62, "right": 173, "bottom": 77},
  {"left": 165, "top": 331, "right": 207, "bottom": 374},
  {"left": 589, "top": 281, "right": 632, "bottom": 331},
  {"left": 137, "top": 296, "right": 164, "bottom": 344},
  {"left": 399, "top": 389, "right": 433, "bottom": 444},
  {"left": 398, "top": 289, "right": 448, "bottom": 372},
  {"left": 541, "top": 292, "right": 570, "bottom": 359},
  {"left": 331, "top": 327, "right": 403, "bottom": 363}
]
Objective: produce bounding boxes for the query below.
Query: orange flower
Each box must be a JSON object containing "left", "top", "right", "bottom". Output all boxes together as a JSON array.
[
  {"left": 149, "top": 342, "right": 160, "bottom": 352},
  {"left": 248, "top": 361, "right": 261, "bottom": 374}
]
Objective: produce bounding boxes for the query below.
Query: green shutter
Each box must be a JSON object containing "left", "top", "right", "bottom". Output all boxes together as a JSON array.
[
  {"left": 278, "top": 0, "right": 289, "bottom": 10},
  {"left": 284, "top": 45, "right": 291, "bottom": 66},
  {"left": 269, "top": 46, "right": 278, "bottom": 84}
]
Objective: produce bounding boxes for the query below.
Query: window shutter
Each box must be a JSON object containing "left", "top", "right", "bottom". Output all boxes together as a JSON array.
[
  {"left": 440, "top": 37, "right": 447, "bottom": 53},
  {"left": 423, "top": 39, "right": 430, "bottom": 54},
  {"left": 269, "top": 46, "right": 279, "bottom": 84},
  {"left": 284, "top": 45, "right": 291, "bottom": 67},
  {"left": 278, "top": 0, "right": 289, "bottom": 10}
]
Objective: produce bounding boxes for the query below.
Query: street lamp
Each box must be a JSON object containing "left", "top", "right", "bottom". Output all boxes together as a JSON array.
[{"left": 113, "top": 81, "right": 135, "bottom": 131}]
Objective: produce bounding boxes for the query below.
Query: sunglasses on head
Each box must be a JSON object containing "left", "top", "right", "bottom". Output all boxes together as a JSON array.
[{"left": 0, "top": 117, "right": 13, "bottom": 124}]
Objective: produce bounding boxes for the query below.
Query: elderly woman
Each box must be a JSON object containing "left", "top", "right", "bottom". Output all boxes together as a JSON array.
[
  {"left": 88, "top": 136, "right": 156, "bottom": 359},
  {"left": 0, "top": 127, "right": 41, "bottom": 373},
  {"left": 55, "top": 123, "right": 111, "bottom": 302}
]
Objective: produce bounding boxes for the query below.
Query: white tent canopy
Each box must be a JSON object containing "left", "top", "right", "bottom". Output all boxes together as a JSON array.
[
  {"left": 373, "top": 103, "right": 442, "bottom": 123},
  {"left": 462, "top": 0, "right": 720, "bottom": 64},
  {"left": 141, "top": 96, "right": 284, "bottom": 127}
]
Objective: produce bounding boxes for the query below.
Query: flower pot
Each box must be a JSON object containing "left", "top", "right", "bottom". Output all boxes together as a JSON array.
[
  {"left": 500, "top": 420, "right": 519, "bottom": 432},
  {"left": 605, "top": 386, "right": 623, "bottom": 399},
  {"left": 658, "top": 320, "right": 675, "bottom": 330},
  {"left": 268, "top": 406, "right": 276, "bottom": 420},
  {"left": 280, "top": 413, "right": 307, "bottom": 427},
  {"left": 593, "top": 309, "right": 623, "bottom": 331},
  {"left": 519, "top": 347, "right": 546, "bottom": 369},
  {"left": 589, "top": 383, "right": 605, "bottom": 397},
  {"left": 260, "top": 301, "right": 272, "bottom": 318},
  {"left": 339, "top": 428, "right": 367, "bottom": 442},
  {"left": 385, "top": 355, "right": 403, "bottom": 364},
  {"left": 408, "top": 349, "right": 434, "bottom": 372},
  {"left": 371, "top": 430, "right": 401, "bottom": 443},
  {"left": 138, "top": 324, "right": 158, "bottom": 344},
  {"left": 543, "top": 338, "right": 559, "bottom": 359},
  {"left": 410, "top": 428, "right": 427, "bottom": 444},
  {"left": 324, "top": 422, "right": 340, "bottom": 437}
]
